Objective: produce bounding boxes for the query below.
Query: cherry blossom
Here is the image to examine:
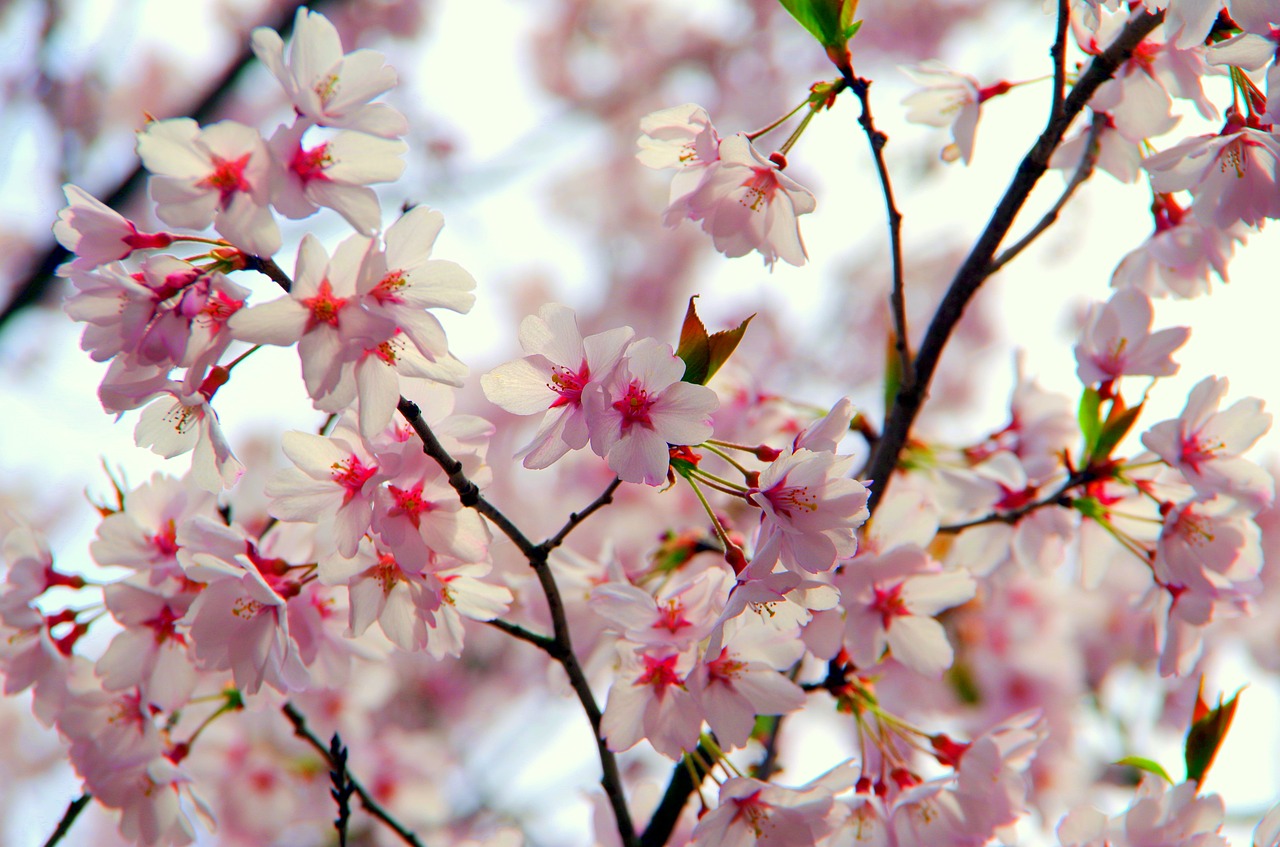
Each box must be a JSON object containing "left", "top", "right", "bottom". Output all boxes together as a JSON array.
[
  {"left": 583, "top": 336, "right": 718, "bottom": 485},
  {"left": 136, "top": 118, "right": 281, "bottom": 257},
  {"left": 1074, "top": 288, "right": 1190, "bottom": 387},
  {"left": 133, "top": 376, "right": 244, "bottom": 493},
  {"left": 228, "top": 232, "right": 395, "bottom": 400},
  {"left": 1142, "top": 376, "right": 1274, "bottom": 511},
  {"left": 600, "top": 645, "right": 702, "bottom": 759},
  {"left": 53, "top": 184, "right": 174, "bottom": 271},
  {"left": 672, "top": 134, "right": 817, "bottom": 268},
  {"left": 834, "top": 545, "right": 976, "bottom": 676},
  {"left": 636, "top": 102, "right": 722, "bottom": 216},
  {"left": 900, "top": 61, "right": 1009, "bottom": 164},
  {"left": 251, "top": 6, "right": 408, "bottom": 138},
  {"left": 482, "top": 303, "right": 633, "bottom": 469}
]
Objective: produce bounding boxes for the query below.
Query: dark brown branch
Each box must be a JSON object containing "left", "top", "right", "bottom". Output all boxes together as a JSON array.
[
  {"left": 848, "top": 76, "right": 912, "bottom": 392},
  {"left": 394, "top": 398, "right": 638, "bottom": 847},
  {"left": 485, "top": 617, "right": 556, "bottom": 651},
  {"left": 0, "top": 0, "right": 333, "bottom": 331},
  {"left": 283, "top": 702, "right": 427, "bottom": 847},
  {"left": 639, "top": 742, "right": 715, "bottom": 847},
  {"left": 937, "top": 470, "right": 1092, "bottom": 533},
  {"left": 988, "top": 112, "right": 1106, "bottom": 275},
  {"left": 861, "top": 9, "right": 1164, "bottom": 515},
  {"left": 42, "top": 793, "right": 91, "bottom": 847},
  {"left": 1050, "top": 0, "right": 1071, "bottom": 124}
]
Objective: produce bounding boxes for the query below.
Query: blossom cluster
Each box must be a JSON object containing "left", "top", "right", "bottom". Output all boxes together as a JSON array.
[{"left": 4, "top": 2, "right": 1280, "bottom": 847}]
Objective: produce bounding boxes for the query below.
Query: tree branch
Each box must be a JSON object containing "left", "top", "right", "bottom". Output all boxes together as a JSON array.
[
  {"left": 639, "top": 742, "right": 715, "bottom": 847},
  {"left": 848, "top": 76, "right": 912, "bottom": 391},
  {"left": 485, "top": 617, "right": 556, "bottom": 651},
  {"left": 542, "top": 477, "right": 624, "bottom": 553},
  {"left": 283, "top": 703, "right": 427, "bottom": 847},
  {"left": 988, "top": 111, "right": 1106, "bottom": 275},
  {"left": 394, "top": 399, "right": 638, "bottom": 847},
  {"left": 861, "top": 8, "right": 1164, "bottom": 515},
  {"left": 937, "top": 470, "right": 1092, "bottom": 533},
  {"left": 42, "top": 793, "right": 91, "bottom": 847}
]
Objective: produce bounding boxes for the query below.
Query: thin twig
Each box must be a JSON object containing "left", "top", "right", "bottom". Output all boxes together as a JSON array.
[
  {"left": 937, "top": 471, "right": 1092, "bottom": 533},
  {"left": 42, "top": 793, "right": 91, "bottom": 847},
  {"left": 753, "top": 714, "right": 785, "bottom": 782},
  {"left": 542, "top": 477, "right": 624, "bottom": 553},
  {"left": 861, "top": 9, "right": 1164, "bottom": 515},
  {"left": 988, "top": 107, "right": 1107, "bottom": 275},
  {"left": 848, "top": 76, "right": 912, "bottom": 391},
  {"left": 394, "top": 398, "right": 638, "bottom": 847},
  {"left": 282, "top": 702, "right": 427, "bottom": 847},
  {"left": 329, "top": 734, "right": 355, "bottom": 847},
  {"left": 486, "top": 617, "right": 556, "bottom": 651},
  {"left": 0, "top": 0, "right": 334, "bottom": 330}
]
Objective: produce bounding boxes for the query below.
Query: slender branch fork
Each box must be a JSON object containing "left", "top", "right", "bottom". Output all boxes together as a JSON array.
[
  {"left": 394, "top": 398, "right": 639, "bottom": 847},
  {"left": 282, "top": 703, "right": 427, "bottom": 847},
  {"left": 862, "top": 8, "right": 1165, "bottom": 516}
]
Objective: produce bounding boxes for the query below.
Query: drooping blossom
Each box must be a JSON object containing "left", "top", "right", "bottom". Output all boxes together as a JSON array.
[
  {"left": 673, "top": 134, "right": 817, "bottom": 268},
  {"left": 53, "top": 184, "right": 174, "bottom": 271},
  {"left": 636, "top": 102, "right": 722, "bottom": 213},
  {"left": 901, "top": 61, "right": 1010, "bottom": 164}
]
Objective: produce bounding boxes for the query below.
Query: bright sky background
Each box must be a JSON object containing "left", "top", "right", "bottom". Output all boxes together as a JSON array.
[{"left": 1, "top": 0, "right": 1279, "bottom": 844}]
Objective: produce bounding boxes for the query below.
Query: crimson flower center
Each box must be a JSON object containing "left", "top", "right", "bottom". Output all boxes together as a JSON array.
[
  {"left": 303, "top": 278, "right": 348, "bottom": 328},
  {"left": 871, "top": 583, "right": 909, "bottom": 629},
  {"left": 613, "top": 380, "right": 656, "bottom": 430},
  {"left": 549, "top": 361, "right": 590, "bottom": 408},
  {"left": 330, "top": 454, "right": 377, "bottom": 504},
  {"left": 198, "top": 152, "right": 253, "bottom": 207},
  {"left": 290, "top": 142, "right": 333, "bottom": 183}
]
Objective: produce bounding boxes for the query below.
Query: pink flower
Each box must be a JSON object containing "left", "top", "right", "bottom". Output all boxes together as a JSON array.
[
  {"left": 265, "top": 425, "right": 386, "bottom": 558},
  {"left": 1142, "top": 376, "right": 1274, "bottom": 511},
  {"left": 1143, "top": 116, "right": 1280, "bottom": 229},
  {"left": 251, "top": 7, "right": 408, "bottom": 138},
  {"left": 675, "top": 134, "right": 817, "bottom": 268},
  {"left": 53, "top": 184, "right": 173, "bottom": 270},
  {"left": 835, "top": 545, "right": 976, "bottom": 676},
  {"left": 136, "top": 118, "right": 281, "bottom": 257},
  {"left": 636, "top": 102, "right": 722, "bottom": 215},
  {"left": 228, "top": 233, "right": 396, "bottom": 401},
  {"left": 267, "top": 121, "right": 407, "bottom": 235},
  {"left": 583, "top": 337, "right": 718, "bottom": 485},
  {"left": 1073, "top": 288, "right": 1189, "bottom": 386},
  {"left": 96, "top": 583, "right": 197, "bottom": 712},
  {"left": 1112, "top": 194, "right": 1249, "bottom": 299},
  {"left": 357, "top": 205, "right": 476, "bottom": 377},
  {"left": 601, "top": 645, "right": 702, "bottom": 759},
  {"left": 482, "top": 303, "right": 633, "bottom": 469},
  {"left": 749, "top": 448, "right": 870, "bottom": 574},
  {"left": 900, "top": 61, "right": 1000, "bottom": 164},
  {"left": 133, "top": 376, "right": 244, "bottom": 493},
  {"left": 691, "top": 762, "right": 857, "bottom": 847}
]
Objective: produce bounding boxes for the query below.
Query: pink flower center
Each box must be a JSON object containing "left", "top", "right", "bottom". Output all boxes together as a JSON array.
[
  {"left": 303, "top": 278, "right": 348, "bottom": 328},
  {"left": 1178, "top": 433, "right": 1223, "bottom": 471},
  {"left": 549, "top": 361, "right": 590, "bottom": 409},
  {"left": 150, "top": 519, "right": 180, "bottom": 558},
  {"left": 731, "top": 789, "right": 770, "bottom": 835},
  {"left": 198, "top": 152, "right": 253, "bottom": 207},
  {"left": 765, "top": 482, "right": 817, "bottom": 518},
  {"left": 738, "top": 169, "right": 779, "bottom": 213},
  {"left": 374, "top": 551, "right": 403, "bottom": 596},
  {"left": 652, "top": 599, "right": 693, "bottom": 634},
  {"left": 871, "top": 583, "right": 909, "bottom": 629},
  {"left": 372, "top": 270, "right": 407, "bottom": 304},
  {"left": 636, "top": 653, "right": 682, "bottom": 694},
  {"left": 289, "top": 142, "right": 333, "bottom": 184},
  {"left": 388, "top": 482, "right": 433, "bottom": 528},
  {"left": 706, "top": 648, "right": 745, "bottom": 684},
  {"left": 143, "top": 604, "right": 186, "bottom": 645},
  {"left": 612, "top": 380, "right": 655, "bottom": 430},
  {"left": 330, "top": 454, "right": 377, "bottom": 504}
]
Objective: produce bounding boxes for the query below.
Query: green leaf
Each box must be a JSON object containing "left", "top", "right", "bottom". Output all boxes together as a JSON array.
[
  {"left": 1078, "top": 387, "right": 1102, "bottom": 461},
  {"left": 1185, "top": 687, "right": 1243, "bottom": 787},
  {"left": 1116, "top": 756, "right": 1172, "bottom": 784},
  {"left": 674, "top": 297, "right": 752, "bottom": 385},
  {"left": 1093, "top": 398, "right": 1143, "bottom": 463},
  {"left": 778, "top": 0, "right": 861, "bottom": 67}
]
